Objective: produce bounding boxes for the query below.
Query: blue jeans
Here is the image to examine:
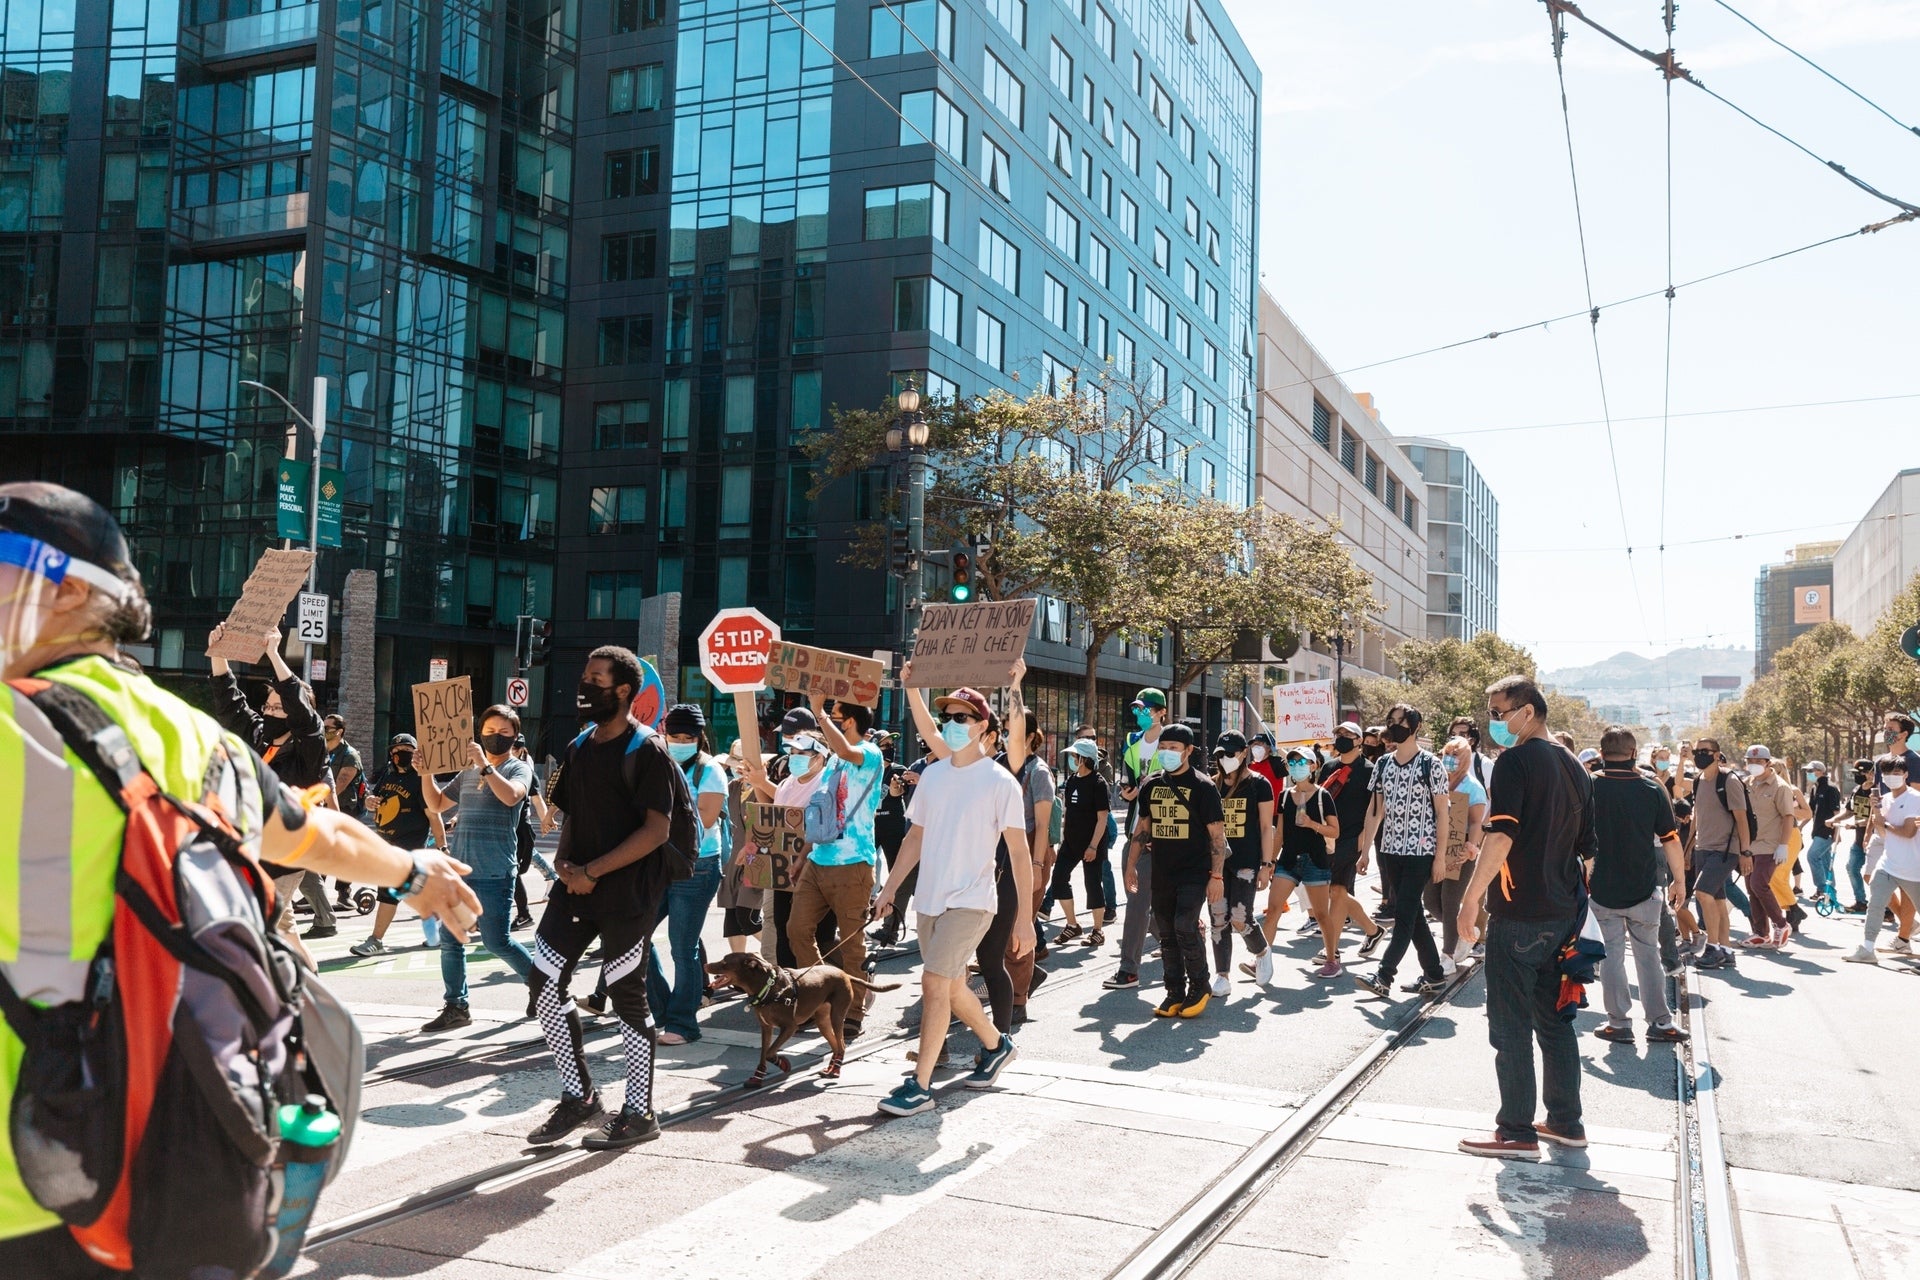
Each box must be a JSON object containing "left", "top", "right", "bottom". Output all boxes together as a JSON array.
[
  {"left": 1484, "top": 913, "right": 1582, "bottom": 1141},
  {"left": 441, "top": 876, "right": 535, "bottom": 1006},
  {"left": 1807, "top": 836, "right": 1836, "bottom": 901},
  {"left": 1848, "top": 836, "right": 1869, "bottom": 905},
  {"left": 646, "top": 855, "right": 724, "bottom": 1039},
  {"left": 1724, "top": 871, "right": 1750, "bottom": 918}
]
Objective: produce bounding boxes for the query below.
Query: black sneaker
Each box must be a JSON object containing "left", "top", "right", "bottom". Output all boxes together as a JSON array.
[
  {"left": 1402, "top": 975, "right": 1448, "bottom": 996},
  {"left": 301, "top": 923, "right": 338, "bottom": 940},
  {"left": 528, "top": 1093, "right": 604, "bottom": 1145},
  {"left": 511, "top": 912, "right": 534, "bottom": 930},
  {"left": 582, "top": 1108, "right": 661, "bottom": 1150},
  {"left": 1352, "top": 971, "right": 1390, "bottom": 998},
  {"left": 1357, "top": 929, "right": 1387, "bottom": 960},
  {"left": 1102, "top": 969, "right": 1139, "bottom": 989},
  {"left": 577, "top": 991, "right": 608, "bottom": 1018},
  {"left": 421, "top": 1002, "right": 472, "bottom": 1032},
  {"left": 1027, "top": 966, "right": 1049, "bottom": 996}
]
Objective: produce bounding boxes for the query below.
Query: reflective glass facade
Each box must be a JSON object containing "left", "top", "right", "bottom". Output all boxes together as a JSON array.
[{"left": 1399, "top": 439, "right": 1499, "bottom": 641}]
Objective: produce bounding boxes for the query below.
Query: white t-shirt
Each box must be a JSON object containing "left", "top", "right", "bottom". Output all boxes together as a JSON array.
[
  {"left": 1879, "top": 788, "right": 1920, "bottom": 881},
  {"left": 905, "top": 754, "right": 1025, "bottom": 915}
]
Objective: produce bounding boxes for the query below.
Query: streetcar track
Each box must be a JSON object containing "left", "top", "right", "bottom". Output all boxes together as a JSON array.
[{"left": 1678, "top": 964, "right": 1743, "bottom": 1280}]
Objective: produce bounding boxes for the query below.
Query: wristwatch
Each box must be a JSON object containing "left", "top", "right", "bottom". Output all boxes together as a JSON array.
[
  {"left": 481, "top": 763, "right": 496, "bottom": 778},
  {"left": 398, "top": 851, "right": 432, "bottom": 899}
]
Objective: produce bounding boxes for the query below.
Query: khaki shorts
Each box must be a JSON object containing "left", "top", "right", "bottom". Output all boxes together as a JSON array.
[{"left": 915, "top": 908, "right": 996, "bottom": 979}]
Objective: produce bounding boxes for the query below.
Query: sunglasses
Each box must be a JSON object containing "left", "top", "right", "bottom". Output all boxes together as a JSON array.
[{"left": 940, "top": 712, "right": 980, "bottom": 725}]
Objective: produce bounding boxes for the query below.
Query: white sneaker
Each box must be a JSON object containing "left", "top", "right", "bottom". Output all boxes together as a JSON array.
[
  {"left": 1846, "top": 944, "right": 1881, "bottom": 965},
  {"left": 349, "top": 937, "right": 387, "bottom": 957},
  {"left": 1891, "top": 937, "right": 1914, "bottom": 954},
  {"left": 1439, "top": 955, "right": 1458, "bottom": 976},
  {"left": 1209, "top": 974, "right": 1231, "bottom": 999},
  {"left": 1254, "top": 951, "right": 1274, "bottom": 986}
]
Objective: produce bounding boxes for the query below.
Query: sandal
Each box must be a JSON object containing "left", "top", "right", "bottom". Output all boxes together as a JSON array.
[
  {"left": 1086, "top": 929, "right": 1104, "bottom": 946},
  {"left": 1056, "top": 923, "right": 1084, "bottom": 944}
]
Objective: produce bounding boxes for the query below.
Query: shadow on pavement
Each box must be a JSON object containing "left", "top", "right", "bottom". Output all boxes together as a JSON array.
[{"left": 1468, "top": 1158, "right": 1653, "bottom": 1278}]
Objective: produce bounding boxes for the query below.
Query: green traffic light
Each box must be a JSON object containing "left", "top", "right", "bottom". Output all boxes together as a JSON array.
[
  {"left": 949, "top": 583, "right": 974, "bottom": 603},
  {"left": 1903, "top": 622, "right": 1920, "bottom": 664}
]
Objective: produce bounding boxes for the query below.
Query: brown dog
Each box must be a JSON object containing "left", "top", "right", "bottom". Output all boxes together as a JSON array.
[{"left": 705, "top": 951, "right": 899, "bottom": 1085}]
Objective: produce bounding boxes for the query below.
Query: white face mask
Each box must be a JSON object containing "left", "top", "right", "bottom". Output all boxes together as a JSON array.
[
  {"left": 1746, "top": 762, "right": 1767, "bottom": 777},
  {"left": 1249, "top": 744, "right": 1268, "bottom": 762},
  {"left": 1218, "top": 755, "right": 1243, "bottom": 773},
  {"left": 1889, "top": 775, "right": 1909, "bottom": 791}
]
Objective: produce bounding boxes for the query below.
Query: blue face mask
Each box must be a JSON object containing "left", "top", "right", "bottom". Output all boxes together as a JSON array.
[
  {"left": 1287, "top": 760, "right": 1312, "bottom": 782},
  {"left": 1156, "top": 747, "right": 1183, "bottom": 771},
  {"left": 1488, "top": 716, "right": 1518, "bottom": 749},
  {"left": 1655, "top": 757, "right": 1672, "bottom": 773},
  {"left": 667, "top": 741, "right": 699, "bottom": 763},
  {"left": 1134, "top": 708, "right": 1154, "bottom": 730},
  {"left": 940, "top": 719, "right": 974, "bottom": 751}
]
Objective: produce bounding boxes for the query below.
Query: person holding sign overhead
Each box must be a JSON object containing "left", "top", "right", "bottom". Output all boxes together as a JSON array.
[{"left": 734, "top": 703, "right": 837, "bottom": 969}]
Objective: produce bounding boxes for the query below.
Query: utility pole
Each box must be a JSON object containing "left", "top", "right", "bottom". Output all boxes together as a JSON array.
[{"left": 241, "top": 375, "right": 327, "bottom": 681}]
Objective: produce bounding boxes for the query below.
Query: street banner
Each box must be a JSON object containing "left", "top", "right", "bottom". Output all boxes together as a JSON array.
[
  {"left": 207, "top": 547, "right": 315, "bottom": 662},
  {"left": 1272, "top": 679, "right": 1336, "bottom": 747},
  {"left": 410, "top": 675, "right": 473, "bottom": 776},
  {"left": 739, "top": 801, "right": 807, "bottom": 892},
  {"left": 1794, "top": 585, "right": 1830, "bottom": 625},
  {"left": 698, "top": 606, "right": 779, "bottom": 693},
  {"left": 631, "top": 657, "right": 667, "bottom": 728},
  {"left": 275, "top": 459, "right": 345, "bottom": 548},
  {"left": 906, "top": 599, "right": 1036, "bottom": 689},
  {"left": 765, "top": 640, "right": 886, "bottom": 707}
]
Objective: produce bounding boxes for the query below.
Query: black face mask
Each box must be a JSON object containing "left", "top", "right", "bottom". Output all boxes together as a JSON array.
[
  {"left": 391, "top": 752, "right": 414, "bottom": 772},
  {"left": 1384, "top": 723, "right": 1413, "bottom": 745},
  {"left": 1362, "top": 742, "right": 1385, "bottom": 760},
  {"left": 1333, "top": 735, "right": 1356, "bottom": 754},
  {"left": 1855, "top": 770, "right": 1869, "bottom": 784},
  {"left": 576, "top": 681, "right": 622, "bottom": 723},
  {"left": 481, "top": 732, "right": 515, "bottom": 755},
  {"left": 1692, "top": 749, "right": 1716, "bottom": 769},
  {"left": 262, "top": 714, "right": 289, "bottom": 741}
]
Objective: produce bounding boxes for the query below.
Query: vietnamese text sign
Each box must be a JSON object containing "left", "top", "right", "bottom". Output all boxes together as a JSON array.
[
  {"left": 906, "top": 599, "right": 1036, "bottom": 689},
  {"left": 275, "top": 459, "right": 345, "bottom": 548},
  {"left": 1272, "top": 679, "right": 1336, "bottom": 746},
  {"left": 207, "top": 548, "right": 316, "bottom": 662},
  {"left": 739, "top": 801, "right": 808, "bottom": 892},
  {"left": 765, "top": 640, "right": 886, "bottom": 707},
  {"left": 410, "top": 676, "right": 473, "bottom": 776}
]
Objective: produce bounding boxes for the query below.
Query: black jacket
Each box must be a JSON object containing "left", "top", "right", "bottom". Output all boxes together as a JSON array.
[{"left": 212, "top": 669, "right": 328, "bottom": 789}]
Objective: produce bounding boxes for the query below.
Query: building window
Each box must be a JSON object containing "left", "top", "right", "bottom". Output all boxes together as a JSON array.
[
  {"left": 589, "top": 485, "right": 648, "bottom": 535},
  {"left": 869, "top": 0, "right": 954, "bottom": 58},
  {"left": 1150, "top": 79, "right": 1173, "bottom": 129},
  {"left": 975, "top": 309, "right": 1005, "bottom": 369},
  {"left": 1044, "top": 274, "right": 1068, "bottom": 330},
  {"left": 901, "top": 89, "right": 966, "bottom": 161},
  {"left": 1098, "top": 170, "right": 1113, "bottom": 215},
  {"left": 1200, "top": 399, "right": 1216, "bottom": 438},
  {"left": 1044, "top": 195, "right": 1080, "bottom": 260},
  {"left": 1182, "top": 261, "right": 1200, "bottom": 302},
  {"left": 1118, "top": 193, "right": 1138, "bottom": 241},
  {"left": 1081, "top": 74, "right": 1095, "bottom": 122},
  {"left": 1174, "top": 315, "right": 1191, "bottom": 356},
  {"left": 1088, "top": 235, "right": 1110, "bottom": 287},
  {"left": 724, "top": 375, "right": 755, "bottom": 434},
  {"left": 607, "top": 64, "right": 664, "bottom": 113},
  {"left": 1075, "top": 298, "right": 1090, "bottom": 345},
  {"left": 604, "top": 147, "right": 659, "bottom": 198},
  {"left": 593, "top": 399, "right": 652, "bottom": 449},
  {"left": 866, "top": 182, "right": 949, "bottom": 241},
  {"left": 1206, "top": 225, "right": 1221, "bottom": 264},
  {"left": 717, "top": 556, "right": 749, "bottom": 607},
  {"left": 1204, "top": 281, "right": 1219, "bottom": 321},
  {"left": 1154, "top": 164, "right": 1172, "bottom": 210},
  {"left": 1042, "top": 353, "right": 1075, "bottom": 394},
  {"left": 1120, "top": 124, "right": 1139, "bottom": 172},
  {"left": 983, "top": 48, "right": 1024, "bottom": 126},
  {"left": 1184, "top": 199, "right": 1201, "bottom": 239},
  {"left": 1047, "top": 117, "right": 1073, "bottom": 172},
  {"left": 721, "top": 466, "right": 752, "bottom": 530},
  {"left": 895, "top": 276, "right": 961, "bottom": 343},
  {"left": 596, "top": 315, "right": 653, "bottom": 365},
  {"left": 1125, "top": 267, "right": 1137, "bottom": 309},
  {"left": 1149, "top": 359, "right": 1167, "bottom": 399},
  {"left": 1114, "top": 328, "right": 1135, "bottom": 373},
  {"left": 1385, "top": 474, "right": 1400, "bottom": 512},
  {"left": 1311, "top": 399, "right": 1332, "bottom": 445},
  {"left": 1132, "top": 52, "right": 1143, "bottom": 93},
  {"left": 1404, "top": 493, "right": 1418, "bottom": 528},
  {"left": 1179, "top": 117, "right": 1195, "bottom": 162},
  {"left": 663, "top": 380, "right": 690, "bottom": 451},
  {"left": 1050, "top": 39, "right": 1074, "bottom": 96},
  {"left": 613, "top": 0, "right": 665, "bottom": 32},
  {"left": 1207, "top": 153, "right": 1221, "bottom": 195},
  {"left": 978, "top": 222, "right": 1020, "bottom": 294},
  {"left": 601, "top": 230, "right": 657, "bottom": 282},
  {"left": 658, "top": 471, "right": 689, "bottom": 531},
  {"left": 1204, "top": 340, "right": 1219, "bottom": 380},
  {"left": 1152, "top": 229, "right": 1170, "bottom": 271},
  {"left": 1094, "top": 4, "right": 1115, "bottom": 58},
  {"left": 986, "top": 0, "right": 1025, "bottom": 43},
  {"left": 1143, "top": 288, "right": 1167, "bottom": 337},
  {"left": 1364, "top": 452, "right": 1379, "bottom": 494},
  {"left": 586, "top": 571, "right": 644, "bottom": 620},
  {"left": 1340, "top": 429, "right": 1357, "bottom": 473},
  {"left": 1179, "top": 384, "right": 1195, "bottom": 422},
  {"left": 981, "top": 135, "right": 1013, "bottom": 200}
]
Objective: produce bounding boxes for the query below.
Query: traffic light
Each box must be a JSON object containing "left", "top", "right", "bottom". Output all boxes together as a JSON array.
[
  {"left": 889, "top": 527, "right": 915, "bottom": 578},
  {"left": 949, "top": 549, "right": 974, "bottom": 603},
  {"left": 529, "top": 617, "right": 553, "bottom": 668},
  {"left": 1901, "top": 622, "right": 1920, "bottom": 665}
]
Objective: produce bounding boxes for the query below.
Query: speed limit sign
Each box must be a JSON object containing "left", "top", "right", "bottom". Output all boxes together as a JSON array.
[
  {"left": 296, "top": 592, "right": 328, "bottom": 644},
  {"left": 506, "top": 676, "right": 529, "bottom": 708}
]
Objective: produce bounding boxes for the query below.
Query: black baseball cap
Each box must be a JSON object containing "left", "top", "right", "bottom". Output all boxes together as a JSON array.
[
  {"left": 778, "top": 706, "right": 820, "bottom": 736},
  {"left": 1216, "top": 731, "right": 1248, "bottom": 753},
  {"left": 390, "top": 733, "right": 418, "bottom": 749},
  {"left": 1159, "top": 723, "right": 1195, "bottom": 747},
  {"left": 0, "top": 481, "right": 137, "bottom": 595}
]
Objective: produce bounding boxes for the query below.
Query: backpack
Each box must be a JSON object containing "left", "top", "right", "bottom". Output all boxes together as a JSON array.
[
  {"left": 1712, "top": 770, "right": 1759, "bottom": 843},
  {"left": 567, "top": 721, "right": 699, "bottom": 881},
  {"left": 0, "top": 678, "right": 361, "bottom": 1279},
  {"left": 804, "top": 753, "right": 882, "bottom": 847}
]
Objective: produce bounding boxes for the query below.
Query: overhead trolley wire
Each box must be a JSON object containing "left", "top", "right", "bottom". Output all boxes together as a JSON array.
[{"left": 1707, "top": 0, "right": 1920, "bottom": 140}]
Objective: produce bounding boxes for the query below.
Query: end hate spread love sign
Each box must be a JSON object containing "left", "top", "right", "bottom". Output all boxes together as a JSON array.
[
  {"left": 764, "top": 641, "right": 885, "bottom": 708},
  {"left": 906, "top": 599, "right": 1036, "bottom": 689}
]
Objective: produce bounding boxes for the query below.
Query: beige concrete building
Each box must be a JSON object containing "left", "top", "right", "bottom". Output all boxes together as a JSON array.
[
  {"left": 1255, "top": 291, "right": 1427, "bottom": 685},
  {"left": 1835, "top": 469, "right": 1920, "bottom": 636}
]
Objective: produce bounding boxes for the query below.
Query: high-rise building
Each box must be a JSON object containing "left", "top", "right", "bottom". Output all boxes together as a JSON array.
[
  {"left": 1, "top": 0, "right": 571, "bottom": 750},
  {"left": 1752, "top": 541, "right": 1838, "bottom": 677},
  {"left": 562, "top": 0, "right": 1262, "bottom": 745},
  {"left": 1253, "top": 292, "right": 1425, "bottom": 689},
  {"left": 1397, "top": 437, "right": 1498, "bottom": 641},
  {"left": 1834, "top": 468, "right": 1920, "bottom": 638}
]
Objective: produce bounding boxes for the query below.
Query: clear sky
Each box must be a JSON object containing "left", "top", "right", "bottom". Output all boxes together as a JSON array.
[{"left": 1219, "top": 0, "right": 1920, "bottom": 671}]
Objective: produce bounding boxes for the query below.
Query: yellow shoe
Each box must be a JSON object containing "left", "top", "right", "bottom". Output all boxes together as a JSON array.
[
  {"left": 1178, "top": 992, "right": 1210, "bottom": 1018},
  {"left": 1153, "top": 995, "right": 1184, "bottom": 1017}
]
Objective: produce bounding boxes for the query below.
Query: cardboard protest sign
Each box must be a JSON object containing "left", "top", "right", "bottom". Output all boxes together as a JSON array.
[
  {"left": 206, "top": 548, "right": 316, "bottom": 662},
  {"left": 410, "top": 676, "right": 474, "bottom": 776},
  {"left": 1272, "top": 679, "right": 1335, "bottom": 747},
  {"left": 905, "top": 599, "right": 1036, "bottom": 689},
  {"left": 739, "top": 800, "right": 808, "bottom": 892},
  {"left": 765, "top": 640, "right": 886, "bottom": 707}
]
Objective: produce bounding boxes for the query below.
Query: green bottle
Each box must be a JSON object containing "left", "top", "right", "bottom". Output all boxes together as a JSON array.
[{"left": 262, "top": 1095, "right": 341, "bottom": 1278}]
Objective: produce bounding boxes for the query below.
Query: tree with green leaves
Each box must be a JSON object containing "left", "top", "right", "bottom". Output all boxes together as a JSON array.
[{"left": 1351, "top": 631, "right": 1615, "bottom": 746}]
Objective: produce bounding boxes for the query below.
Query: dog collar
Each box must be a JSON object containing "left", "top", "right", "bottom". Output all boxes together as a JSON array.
[{"left": 746, "top": 975, "right": 779, "bottom": 1009}]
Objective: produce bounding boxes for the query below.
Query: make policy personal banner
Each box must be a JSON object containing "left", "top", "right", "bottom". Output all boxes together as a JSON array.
[
  {"left": 764, "top": 640, "right": 886, "bottom": 707},
  {"left": 905, "top": 599, "right": 1037, "bottom": 689},
  {"left": 206, "top": 548, "right": 316, "bottom": 663},
  {"left": 739, "top": 801, "right": 808, "bottom": 893},
  {"left": 410, "top": 676, "right": 474, "bottom": 776}
]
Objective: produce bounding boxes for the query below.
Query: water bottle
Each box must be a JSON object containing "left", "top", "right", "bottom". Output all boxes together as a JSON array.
[{"left": 260, "top": 1094, "right": 341, "bottom": 1278}]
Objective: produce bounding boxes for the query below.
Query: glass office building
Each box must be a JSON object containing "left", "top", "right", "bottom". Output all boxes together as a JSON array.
[
  {"left": 562, "top": 0, "right": 1261, "bottom": 742},
  {"left": 1398, "top": 437, "right": 1498, "bottom": 641}
]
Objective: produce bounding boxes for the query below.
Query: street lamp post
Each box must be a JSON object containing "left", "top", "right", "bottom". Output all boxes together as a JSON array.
[
  {"left": 885, "top": 383, "right": 930, "bottom": 752},
  {"left": 241, "top": 376, "right": 327, "bottom": 681}
]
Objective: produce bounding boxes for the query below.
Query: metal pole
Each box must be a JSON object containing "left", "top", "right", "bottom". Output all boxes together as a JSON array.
[
  {"left": 903, "top": 447, "right": 927, "bottom": 761},
  {"left": 304, "top": 376, "right": 326, "bottom": 681},
  {"left": 1334, "top": 632, "right": 1345, "bottom": 722}
]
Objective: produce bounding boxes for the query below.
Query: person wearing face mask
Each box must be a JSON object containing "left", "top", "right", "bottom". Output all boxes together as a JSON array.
[
  {"left": 1677, "top": 738, "right": 1749, "bottom": 969},
  {"left": 350, "top": 733, "right": 452, "bottom": 956},
  {"left": 1425, "top": 737, "right": 1488, "bottom": 970},
  {"left": 1848, "top": 754, "right": 1920, "bottom": 965},
  {"left": 1047, "top": 739, "right": 1112, "bottom": 945},
  {"left": 1106, "top": 690, "right": 1170, "bottom": 991},
  {"left": 1587, "top": 726, "right": 1688, "bottom": 1045},
  {"left": 1876, "top": 713, "right": 1920, "bottom": 791},
  {"left": 322, "top": 714, "right": 365, "bottom": 910},
  {"left": 1071, "top": 724, "right": 1121, "bottom": 925},
  {"left": 1118, "top": 688, "right": 1169, "bottom": 826},
  {"left": 1737, "top": 745, "right": 1794, "bottom": 948},
  {"left": 1267, "top": 747, "right": 1344, "bottom": 979},
  {"left": 736, "top": 705, "right": 837, "bottom": 970},
  {"left": 1840, "top": 758, "right": 1877, "bottom": 912},
  {"left": 1353, "top": 704, "right": 1451, "bottom": 999},
  {"left": 1317, "top": 720, "right": 1387, "bottom": 961},
  {"left": 642, "top": 704, "right": 728, "bottom": 1045},
  {"left": 1123, "top": 723, "right": 1228, "bottom": 1017},
  {"left": 1449, "top": 717, "right": 1495, "bottom": 787},
  {"left": 414, "top": 705, "right": 538, "bottom": 1031},
  {"left": 1246, "top": 731, "right": 1282, "bottom": 794},
  {"left": 1210, "top": 733, "right": 1276, "bottom": 992},
  {"left": 210, "top": 623, "right": 335, "bottom": 941}
]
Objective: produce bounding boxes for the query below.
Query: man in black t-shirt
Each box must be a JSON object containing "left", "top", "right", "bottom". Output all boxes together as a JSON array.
[
  {"left": 1457, "top": 675, "right": 1596, "bottom": 1159},
  {"left": 525, "top": 645, "right": 680, "bottom": 1153},
  {"left": 1318, "top": 721, "right": 1385, "bottom": 956},
  {"left": 1124, "top": 723, "right": 1226, "bottom": 1018},
  {"left": 1588, "top": 726, "right": 1687, "bottom": 1045}
]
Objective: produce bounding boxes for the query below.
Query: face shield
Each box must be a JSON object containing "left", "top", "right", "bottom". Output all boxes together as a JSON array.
[{"left": 0, "top": 532, "right": 127, "bottom": 677}]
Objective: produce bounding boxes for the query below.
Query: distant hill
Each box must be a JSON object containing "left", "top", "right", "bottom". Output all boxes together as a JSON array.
[{"left": 1542, "top": 646, "right": 1754, "bottom": 734}]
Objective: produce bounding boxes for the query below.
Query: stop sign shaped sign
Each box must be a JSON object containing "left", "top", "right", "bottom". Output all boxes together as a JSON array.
[{"left": 699, "top": 607, "right": 780, "bottom": 693}]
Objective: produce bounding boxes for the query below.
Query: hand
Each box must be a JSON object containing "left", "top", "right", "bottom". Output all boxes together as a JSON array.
[
  {"left": 899, "top": 658, "right": 914, "bottom": 685},
  {"left": 404, "top": 850, "right": 482, "bottom": 942},
  {"left": 1009, "top": 916, "right": 1035, "bottom": 958},
  {"left": 1206, "top": 876, "right": 1225, "bottom": 908},
  {"left": 1667, "top": 882, "right": 1684, "bottom": 912},
  {"left": 808, "top": 688, "right": 829, "bottom": 713},
  {"left": 1008, "top": 658, "right": 1026, "bottom": 690},
  {"left": 1256, "top": 867, "right": 1272, "bottom": 892},
  {"left": 556, "top": 860, "right": 597, "bottom": 895},
  {"left": 1432, "top": 862, "right": 1447, "bottom": 884},
  {"left": 1456, "top": 892, "right": 1484, "bottom": 949},
  {"left": 466, "top": 741, "right": 487, "bottom": 769},
  {"left": 1125, "top": 867, "right": 1139, "bottom": 895},
  {"left": 1356, "top": 854, "right": 1371, "bottom": 876},
  {"left": 871, "top": 888, "right": 894, "bottom": 921},
  {"left": 1083, "top": 847, "right": 1097, "bottom": 863},
  {"left": 263, "top": 626, "right": 282, "bottom": 654}
]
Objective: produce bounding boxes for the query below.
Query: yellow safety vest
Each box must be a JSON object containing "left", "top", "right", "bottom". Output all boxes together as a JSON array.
[{"left": 0, "top": 655, "right": 269, "bottom": 1241}]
